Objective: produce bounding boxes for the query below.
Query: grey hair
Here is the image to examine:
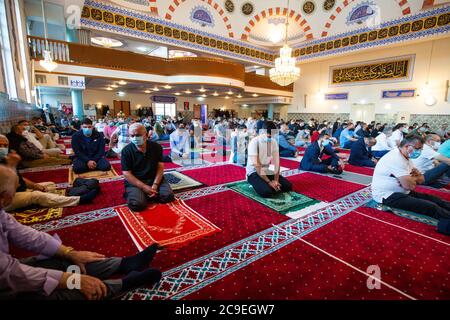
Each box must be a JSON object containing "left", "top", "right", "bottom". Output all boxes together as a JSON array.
[
  {"left": 383, "top": 126, "right": 393, "bottom": 135},
  {"left": 0, "top": 134, "right": 7, "bottom": 140},
  {"left": 128, "top": 123, "right": 146, "bottom": 133}
]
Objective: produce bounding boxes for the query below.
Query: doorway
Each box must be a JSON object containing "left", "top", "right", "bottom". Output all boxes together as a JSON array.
[
  {"left": 113, "top": 100, "right": 131, "bottom": 117},
  {"left": 350, "top": 103, "right": 375, "bottom": 123}
]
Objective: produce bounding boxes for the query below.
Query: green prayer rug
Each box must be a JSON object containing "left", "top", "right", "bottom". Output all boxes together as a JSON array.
[{"left": 228, "top": 181, "right": 320, "bottom": 215}]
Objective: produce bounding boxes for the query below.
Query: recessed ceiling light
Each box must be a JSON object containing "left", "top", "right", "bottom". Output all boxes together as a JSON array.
[
  {"left": 227, "top": 90, "right": 233, "bottom": 95},
  {"left": 212, "top": 92, "right": 219, "bottom": 97},
  {"left": 117, "top": 91, "right": 126, "bottom": 97},
  {"left": 237, "top": 94, "right": 242, "bottom": 98},
  {"left": 252, "top": 93, "right": 259, "bottom": 97},
  {"left": 224, "top": 96, "right": 230, "bottom": 99},
  {"left": 164, "top": 84, "right": 172, "bottom": 89},
  {"left": 118, "top": 80, "right": 127, "bottom": 85},
  {"left": 111, "top": 84, "right": 118, "bottom": 88},
  {"left": 144, "top": 90, "right": 151, "bottom": 93},
  {"left": 106, "top": 87, "right": 112, "bottom": 91},
  {"left": 201, "top": 94, "right": 207, "bottom": 98},
  {"left": 185, "top": 89, "right": 192, "bottom": 94},
  {"left": 91, "top": 37, "right": 123, "bottom": 48},
  {"left": 242, "top": 104, "right": 249, "bottom": 107},
  {"left": 153, "top": 86, "right": 160, "bottom": 91},
  {"left": 199, "top": 87, "right": 206, "bottom": 93},
  {"left": 175, "top": 92, "right": 181, "bottom": 96}
]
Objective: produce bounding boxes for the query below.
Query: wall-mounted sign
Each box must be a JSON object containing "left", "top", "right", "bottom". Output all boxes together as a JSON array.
[
  {"left": 329, "top": 55, "right": 415, "bottom": 86},
  {"left": 382, "top": 89, "right": 416, "bottom": 98},
  {"left": 183, "top": 101, "right": 190, "bottom": 110},
  {"left": 325, "top": 92, "right": 349, "bottom": 100},
  {"left": 151, "top": 96, "right": 177, "bottom": 103}
]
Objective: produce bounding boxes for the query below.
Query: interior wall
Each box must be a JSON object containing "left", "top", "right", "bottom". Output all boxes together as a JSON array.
[{"left": 290, "top": 38, "right": 450, "bottom": 117}]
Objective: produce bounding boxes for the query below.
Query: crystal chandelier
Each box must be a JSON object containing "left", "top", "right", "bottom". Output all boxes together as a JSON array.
[
  {"left": 269, "top": 0, "right": 300, "bottom": 86},
  {"left": 39, "top": 0, "right": 58, "bottom": 72}
]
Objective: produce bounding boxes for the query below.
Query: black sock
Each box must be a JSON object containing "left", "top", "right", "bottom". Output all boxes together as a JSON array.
[
  {"left": 79, "top": 189, "right": 98, "bottom": 204},
  {"left": 121, "top": 268, "right": 162, "bottom": 292},
  {"left": 119, "top": 243, "right": 159, "bottom": 274}
]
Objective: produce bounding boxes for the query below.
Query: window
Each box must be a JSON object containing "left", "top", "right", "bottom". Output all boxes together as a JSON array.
[
  {"left": 0, "top": 0, "right": 17, "bottom": 98},
  {"left": 154, "top": 103, "right": 176, "bottom": 118}
]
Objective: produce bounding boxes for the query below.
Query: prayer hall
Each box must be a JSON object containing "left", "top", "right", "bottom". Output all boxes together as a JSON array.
[{"left": 1, "top": 0, "right": 450, "bottom": 304}]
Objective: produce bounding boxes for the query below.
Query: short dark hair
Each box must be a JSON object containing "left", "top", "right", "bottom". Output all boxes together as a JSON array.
[
  {"left": 262, "top": 121, "right": 277, "bottom": 132},
  {"left": 319, "top": 131, "right": 330, "bottom": 139},
  {"left": 81, "top": 118, "right": 93, "bottom": 125},
  {"left": 400, "top": 134, "right": 424, "bottom": 147},
  {"left": 18, "top": 120, "right": 28, "bottom": 125}
]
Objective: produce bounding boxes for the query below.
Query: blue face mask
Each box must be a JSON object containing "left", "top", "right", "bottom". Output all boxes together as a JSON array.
[
  {"left": 131, "top": 136, "right": 145, "bottom": 146},
  {"left": 0, "top": 147, "right": 8, "bottom": 159},
  {"left": 82, "top": 128, "right": 93, "bottom": 136},
  {"left": 322, "top": 139, "right": 331, "bottom": 147},
  {"left": 262, "top": 137, "right": 272, "bottom": 143},
  {"left": 409, "top": 149, "right": 421, "bottom": 159}
]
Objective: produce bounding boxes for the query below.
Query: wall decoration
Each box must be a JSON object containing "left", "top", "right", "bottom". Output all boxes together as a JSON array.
[
  {"left": 183, "top": 101, "right": 190, "bottom": 111},
  {"left": 242, "top": 2, "right": 254, "bottom": 15},
  {"left": 225, "top": 0, "right": 234, "bottom": 13},
  {"left": 329, "top": 55, "right": 415, "bottom": 86},
  {"left": 382, "top": 89, "right": 416, "bottom": 98},
  {"left": 324, "top": 92, "right": 348, "bottom": 100},
  {"left": 303, "top": 1, "right": 316, "bottom": 14},
  {"left": 323, "top": 0, "right": 336, "bottom": 11},
  {"left": 346, "top": 1, "right": 379, "bottom": 26},
  {"left": 152, "top": 96, "right": 177, "bottom": 103},
  {"left": 190, "top": 6, "right": 215, "bottom": 28},
  {"left": 81, "top": 1, "right": 275, "bottom": 65}
]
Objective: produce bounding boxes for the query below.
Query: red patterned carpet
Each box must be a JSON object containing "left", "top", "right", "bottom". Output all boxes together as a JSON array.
[
  {"left": 280, "top": 158, "right": 300, "bottom": 169},
  {"left": 182, "top": 164, "right": 246, "bottom": 186},
  {"left": 415, "top": 186, "right": 450, "bottom": 201},
  {"left": 22, "top": 168, "right": 70, "bottom": 184},
  {"left": 343, "top": 164, "right": 374, "bottom": 176},
  {"left": 288, "top": 173, "right": 365, "bottom": 202}
]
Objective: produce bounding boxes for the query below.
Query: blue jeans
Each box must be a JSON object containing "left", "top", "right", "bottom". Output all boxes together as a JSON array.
[
  {"left": 342, "top": 141, "right": 354, "bottom": 149},
  {"left": 280, "top": 149, "right": 296, "bottom": 158},
  {"left": 158, "top": 134, "right": 170, "bottom": 141},
  {"left": 424, "top": 163, "right": 450, "bottom": 188}
]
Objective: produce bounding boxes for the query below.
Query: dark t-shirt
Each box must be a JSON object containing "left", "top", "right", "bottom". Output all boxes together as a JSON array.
[
  {"left": 71, "top": 120, "right": 81, "bottom": 130},
  {"left": 121, "top": 141, "right": 163, "bottom": 186}
]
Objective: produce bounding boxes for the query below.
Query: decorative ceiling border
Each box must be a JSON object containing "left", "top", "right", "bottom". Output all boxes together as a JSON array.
[
  {"left": 293, "top": 5, "right": 450, "bottom": 62},
  {"left": 81, "top": 0, "right": 276, "bottom": 65}
]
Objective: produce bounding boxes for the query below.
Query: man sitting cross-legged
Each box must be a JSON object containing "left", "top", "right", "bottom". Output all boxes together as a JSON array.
[
  {"left": 0, "top": 165, "right": 162, "bottom": 300},
  {"left": 300, "top": 132, "right": 343, "bottom": 175},
  {"left": 71, "top": 118, "right": 111, "bottom": 174},
  {"left": 372, "top": 135, "right": 450, "bottom": 228},
  {"left": 246, "top": 121, "right": 292, "bottom": 198},
  {"left": 0, "top": 135, "right": 99, "bottom": 211},
  {"left": 348, "top": 136, "right": 378, "bottom": 168},
  {"left": 121, "top": 123, "right": 175, "bottom": 211}
]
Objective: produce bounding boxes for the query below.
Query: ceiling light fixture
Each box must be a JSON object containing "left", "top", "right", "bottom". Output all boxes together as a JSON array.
[
  {"left": 106, "top": 87, "right": 113, "bottom": 91},
  {"left": 213, "top": 92, "right": 219, "bottom": 96},
  {"left": 39, "top": 0, "right": 57, "bottom": 72},
  {"left": 224, "top": 96, "right": 230, "bottom": 99},
  {"left": 175, "top": 92, "right": 181, "bottom": 96},
  {"left": 252, "top": 93, "right": 259, "bottom": 97},
  {"left": 153, "top": 86, "right": 160, "bottom": 91},
  {"left": 91, "top": 37, "right": 123, "bottom": 48},
  {"left": 237, "top": 94, "right": 242, "bottom": 98},
  {"left": 199, "top": 87, "right": 206, "bottom": 92},
  {"left": 269, "top": 0, "right": 300, "bottom": 86},
  {"left": 227, "top": 89, "right": 233, "bottom": 95},
  {"left": 185, "top": 89, "right": 192, "bottom": 94},
  {"left": 164, "top": 84, "right": 172, "bottom": 89},
  {"left": 201, "top": 94, "right": 207, "bottom": 98},
  {"left": 144, "top": 90, "right": 151, "bottom": 93},
  {"left": 118, "top": 80, "right": 127, "bottom": 85},
  {"left": 111, "top": 84, "right": 118, "bottom": 88}
]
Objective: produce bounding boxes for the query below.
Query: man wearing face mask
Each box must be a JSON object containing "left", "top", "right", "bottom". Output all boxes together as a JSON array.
[
  {"left": 277, "top": 124, "right": 298, "bottom": 158},
  {"left": 169, "top": 123, "right": 190, "bottom": 161},
  {"left": 349, "top": 136, "right": 378, "bottom": 167},
  {"left": 371, "top": 127, "right": 394, "bottom": 159},
  {"left": 411, "top": 134, "right": 450, "bottom": 188},
  {"left": 372, "top": 135, "right": 450, "bottom": 227},
  {"left": 71, "top": 118, "right": 111, "bottom": 174},
  {"left": 246, "top": 121, "right": 292, "bottom": 198},
  {"left": 121, "top": 123, "right": 175, "bottom": 211},
  {"left": 300, "top": 132, "right": 342, "bottom": 174}
]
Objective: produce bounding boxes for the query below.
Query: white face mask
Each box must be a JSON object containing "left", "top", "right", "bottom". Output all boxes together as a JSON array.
[{"left": 432, "top": 141, "right": 441, "bottom": 150}]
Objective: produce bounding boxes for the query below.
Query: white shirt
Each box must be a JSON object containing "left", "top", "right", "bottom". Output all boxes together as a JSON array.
[
  {"left": 170, "top": 130, "right": 190, "bottom": 155},
  {"left": 372, "top": 148, "right": 414, "bottom": 203},
  {"left": 94, "top": 122, "right": 106, "bottom": 133},
  {"left": 246, "top": 135, "right": 279, "bottom": 176},
  {"left": 388, "top": 129, "right": 403, "bottom": 147},
  {"left": 22, "top": 131, "right": 44, "bottom": 150},
  {"left": 372, "top": 132, "right": 393, "bottom": 151},
  {"left": 411, "top": 144, "right": 439, "bottom": 173}
]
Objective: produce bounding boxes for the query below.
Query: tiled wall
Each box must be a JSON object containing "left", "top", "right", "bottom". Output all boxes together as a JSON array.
[{"left": 0, "top": 93, "right": 40, "bottom": 134}]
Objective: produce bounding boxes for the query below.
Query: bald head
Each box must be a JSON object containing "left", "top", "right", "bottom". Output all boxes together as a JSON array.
[
  {"left": 0, "top": 135, "right": 8, "bottom": 148},
  {"left": 0, "top": 165, "right": 19, "bottom": 209},
  {"left": 129, "top": 123, "right": 147, "bottom": 135}
]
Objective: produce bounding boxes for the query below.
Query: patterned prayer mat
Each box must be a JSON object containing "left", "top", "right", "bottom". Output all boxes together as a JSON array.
[
  {"left": 10, "top": 189, "right": 66, "bottom": 225},
  {"left": 164, "top": 171, "right": 202, "bottom": 191},
  {"left": 227, "top": 181, "right": 320, "bottom": 216},
  {"left": 330, "top": 171, "right": 373, "bottom": 185},
  {"left": 365, "top": 199, "right": 438, "bottom": 226},
  {"left": 68, "top": 166, "right": 119, "bottom": 184},
  {"left": 115, "top": 199, "right": 221, "bottom": 251}
]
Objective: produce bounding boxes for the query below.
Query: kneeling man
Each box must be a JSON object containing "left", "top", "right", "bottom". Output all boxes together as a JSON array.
[{"left": 122, "top": 123, "right": 175, "bottom": 211}]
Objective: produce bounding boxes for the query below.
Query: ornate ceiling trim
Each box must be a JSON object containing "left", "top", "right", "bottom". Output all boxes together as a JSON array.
[
  {"left": 293, "top": 6, "right": 449, "bottom": 62},
  {"left": 81, "top": 0, "right": 276, "bottom": 65},
  {"left": 241, "top": 7, "right": 313, "bottom": 41},
  {"left": 164, "top": 0, "right": 234, "bottom": 38},
  {"left": 321, "top": 0, "right": 412, "bottom": 37}
]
